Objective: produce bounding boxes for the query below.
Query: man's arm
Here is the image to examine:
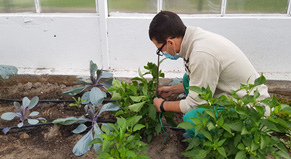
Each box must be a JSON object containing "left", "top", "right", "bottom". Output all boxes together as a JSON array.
[{"left": 153, "top": 97, "right": 182, "bottom": 113}]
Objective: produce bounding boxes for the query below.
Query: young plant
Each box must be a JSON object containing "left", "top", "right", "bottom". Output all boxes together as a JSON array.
[
  {"left": 0, "top": 65, "right": 18, "bottom": 79},
  {"left": 89, "top": 115, "right": 149, "bottom": 159},
  {"left": 69, "top": 97, "right": 86, "bottom": 108},
  {"left": 108, "top": 62, "right": 177, "bottom": 142},
  {"left": 62, "top": 60, "right": 113, "bottom": 104},
  {"left": 178, "top": 75, "right": 291, "bottom": 159},
  {"left": 1, "top": 96, "right": 46, "bottom": 134},
  {"left": 53, "top": 87, "right": 120, "bottom": 156}
]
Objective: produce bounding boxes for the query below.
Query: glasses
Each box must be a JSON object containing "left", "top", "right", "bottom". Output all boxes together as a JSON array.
[{"left": 156, "top": 42, "right": 166, "bottom": 56}]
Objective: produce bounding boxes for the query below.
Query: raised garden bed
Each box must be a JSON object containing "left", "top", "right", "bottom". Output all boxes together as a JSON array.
[{"left": 0, "top": 75, "right": 290, "bottom": 159}]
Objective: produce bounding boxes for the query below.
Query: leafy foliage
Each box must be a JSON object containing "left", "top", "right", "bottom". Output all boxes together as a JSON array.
[
  {"left": 178, "top": 75, "right": 291, "bottom": 159},
  {"left": 89, "top": 115, "right": 149, "bottom": 159},
  {"left": 0, "top": 65, "right": 18, "bottom": 79},
  {"left": 108, "top": 62, "right": 176, "bottom": 142},
  {"left": 1, "top": 96, "right": 46, "bottom": 134},
  {"left": 62, "top": 60, "right": 113, "bottom": 104},
  {"left": 53, "top": 87, "right": 120, "bottom": 156}
]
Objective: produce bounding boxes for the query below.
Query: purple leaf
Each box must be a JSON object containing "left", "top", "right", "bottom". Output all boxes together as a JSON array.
[{"left": 2, "top": 127, "right": 11, "bottom": 134}]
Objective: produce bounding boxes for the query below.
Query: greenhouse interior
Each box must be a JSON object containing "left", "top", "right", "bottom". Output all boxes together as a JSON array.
[{"left": 1, "top": 0, "right": 291, "bottom": 159}]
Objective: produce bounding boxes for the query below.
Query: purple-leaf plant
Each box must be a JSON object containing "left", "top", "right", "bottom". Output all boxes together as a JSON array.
[
  {"left": 53, "top": 87, "right": 120, "bottom": 156},
  {"left": 1, "top": 96, "right": 46, "bottom": 134},
  {"left": 62, "top": 60, "right": 113, "bottom": 104}
]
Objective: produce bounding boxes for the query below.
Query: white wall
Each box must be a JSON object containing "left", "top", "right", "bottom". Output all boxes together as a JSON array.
[{"left": 0, "top": 14, "right": 291, "bottom": 80}]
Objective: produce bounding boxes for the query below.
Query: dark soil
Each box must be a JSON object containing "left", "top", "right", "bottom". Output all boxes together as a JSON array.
[
  {"left": 0, "top": 75, "right": 187, "bottom": 159},
  {"left": 0, "top": 75, "right": 290, "bottom": 159}
]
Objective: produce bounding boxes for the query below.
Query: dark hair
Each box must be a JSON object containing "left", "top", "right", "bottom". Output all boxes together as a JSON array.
[{"left": 149, "top": 11, "right": 186, "bottom": 44}]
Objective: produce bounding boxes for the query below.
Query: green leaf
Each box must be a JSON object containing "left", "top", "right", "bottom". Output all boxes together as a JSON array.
[
  {"left": 186, "top": 137, "right": 201, "bottom": 151},
  {"left": 235, "top": 150, "right": 246, "bottom": 159},
  {"left": 1, "top": 112, "right": 17, "bottom": 120},
  {"left": 254, "top": 74, "right": 266, "bottom": 86},
  {"left": 200, "top": 129, "right": 212, "bottom": 141},
  {"left": 188, "top": 86, "right": 203, "bottom": 94},
  {"left": 217, "top": 147, "right": 227, "bottom": 158},
  {"left": 251, "top": 141, "right": 259, "bottom": 151},
  {"left": 148, "top": 104, "right": 156, "bottom": 120},
  {"left": 207, "top": 121, "right": 215, "bottom": 131},
  {"left": 128, "top": 101, "right": 146, "bottom": 112},
  {"left": 222, "top": 123, "right": 232, "bottom": 134},
  {"left": 229, "top": 120, "right": 243, "bottom": 132},
  {"left": 237, "top": 143, "right": 245, "bottom": 150},
  {"left": 260, "top": 135, "right": 270, "bottom": 149},
  {"left": 234, "top": 135, "right": 242, "bottom": 146},
  {"left": 261, "top": 119, "right": 281, "bottom": 132},
  {"left": 72, "top": 124, "right": 87, "bottom": 134},
  {"left": 73, "top": 130, "right": 93, "bottom": 156},
  {"left": 133, "top": 124, "right": 145, "bottom": 132},
  {"left": 111, "top": 92, "right": 121, "bottom": 101},
  {"left": 101, "top": 124, "right": 111, "bottom": 135},
  {"left": 217, "top": 117, "right": 224, "bottom": 127},
  {"left": 177, "top": 122, "right": 193, "bottom": 130},
  {"left": 205, "top": 110, "right": 216, "bottom": 120},
  {"left": 241, "top": 126, "right": 249, "bottom": 135},
  {"left": 217, "top": 139, "right": 226, "bottom": 147},
  {"left": 130, "top": 96, "right": 146, "bottom": 102}
]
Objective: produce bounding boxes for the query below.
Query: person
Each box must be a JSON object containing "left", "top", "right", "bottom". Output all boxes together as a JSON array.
[{"left": 149, "top": 11, "right": 270, "bottom": 136}]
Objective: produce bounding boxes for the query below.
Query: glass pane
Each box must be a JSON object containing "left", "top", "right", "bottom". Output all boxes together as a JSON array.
[
  {"left": 108, "top": 0, "right": 157, "bottom": 14},
  {"left": 163, "top": 0, "right": 221, "bottom": 14},
  {"left": 226, "top": 0, "right": 288, "bottom": 14},
  {"left": 40, "top": 0, "right": 96, "bottom": 13},
  {"left": 0, "top": 0, "right": 35, "bottom": 13}
]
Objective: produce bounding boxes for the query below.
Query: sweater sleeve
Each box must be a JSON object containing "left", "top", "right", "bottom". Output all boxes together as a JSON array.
[{"left": 180, "top": 51, "right": 222, "bottom": 113}]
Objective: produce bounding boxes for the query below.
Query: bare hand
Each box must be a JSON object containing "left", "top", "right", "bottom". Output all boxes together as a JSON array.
[
  {"left": 153, "top": 97, "right": 164, "bottom": 112},
  {"left": 157, "top": 86, "right": 173, "bottom": 99}
]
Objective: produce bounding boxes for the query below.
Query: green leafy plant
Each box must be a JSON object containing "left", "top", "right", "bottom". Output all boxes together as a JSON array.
[
  {"left": 108, "top": 62, "right": 176, "bottom": 142},
  {"left": 69, "top": 97, "right": 86, "bottom": 108},
  {"left": 1, "top": 96, "right": 46, "bottom": 134},
  {"left": 89, "top": 115, "right": 149, "bottom": 159},
  {"left": 0, "top": 65, "right": 18, "bottom": 79},
  {"left": 178, "top": 75, "right": 291, "bottom": 159},
  {"left": 62, "top": 60, "right": 113, "bottom": 104},
  {"left": 280, "top": 130, "right": 291, "bottom": 152},
  {"left": 53, "top": 87, "right": 120, "bottom": 156}
]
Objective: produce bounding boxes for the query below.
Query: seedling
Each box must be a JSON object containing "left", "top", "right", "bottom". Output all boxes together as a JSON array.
[
  {"left": 69, "top": 97, "right": 86, "bottom": 108},
  {"left": 0, "top": 65, "right": 18, "bottom": 79},
  {"left": 1, "top": 96, "right": 46, "bottom": 134},
  {"left": 89, "top": 115, "right": 149, "bottom": 159},
  {"left": 62, "top": 60, "right": 113, "bottom": 104},
  {"left": 53, "top": 87, "right": 120, "bottom": 156}
]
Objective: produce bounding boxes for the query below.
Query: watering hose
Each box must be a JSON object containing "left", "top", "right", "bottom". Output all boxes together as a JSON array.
[
  {"left": 156, "top": 53, "right": 169, "bottom": 141},
  {"left": 0, "top": 98, "right": 116, "bottom": 103},
  {"left": 0, "top": 119, "right": 184, "bottom": 133}
]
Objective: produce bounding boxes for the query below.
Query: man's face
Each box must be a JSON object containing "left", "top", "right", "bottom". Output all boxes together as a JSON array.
[{"left": 152, "top": 39, "right": 176, "bottom": 56}]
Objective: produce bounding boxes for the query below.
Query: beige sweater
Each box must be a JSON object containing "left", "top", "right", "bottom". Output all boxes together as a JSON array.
[{"left": 178, "top": 27, "right": 270, "bottom": 114}]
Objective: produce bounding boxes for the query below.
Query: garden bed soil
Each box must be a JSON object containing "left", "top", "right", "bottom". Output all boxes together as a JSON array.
[
  {"left": 0, "top": 75, "right": 187, "bottom": 159},
  {"left": 0, "top": 75, "right": 291, "bottom": 159}
]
